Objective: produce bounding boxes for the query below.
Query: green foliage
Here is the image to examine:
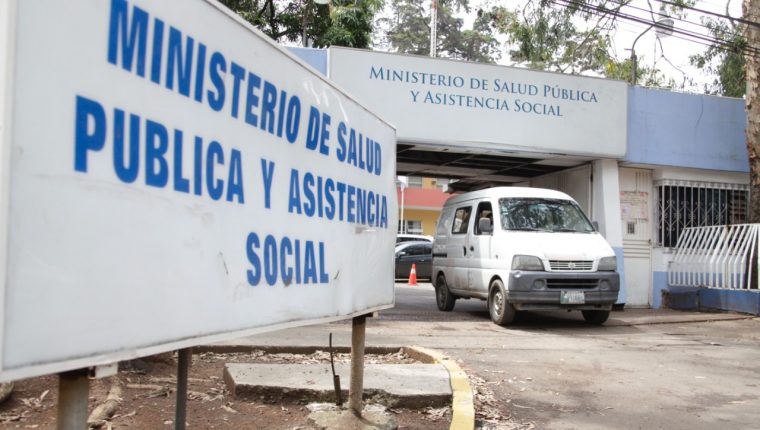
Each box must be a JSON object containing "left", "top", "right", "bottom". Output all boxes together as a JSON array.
[
  {"left": 490, "top": 0, "right": 619, "bottom": 74},
  {"left": 379, "top": 0, "right": 499, "bottom": 62},
  {"left": 379, "top": 0, "right": 430, "bottom": 55},
  {"left": 486, "top": 0, "right": 679, "bottom": 88},
  {"left": 217, "top": 0, "right": 383, "bottom": 48},
  {"left": 689, "top": 16, "right": 746, "bottom": 97},
  {"left": 604, "top": 57, "right": 675, "bottom": 88}
]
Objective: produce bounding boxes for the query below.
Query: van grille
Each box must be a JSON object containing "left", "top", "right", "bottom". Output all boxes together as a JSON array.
[
  {"left": 549, "top": 260, "right": 594, "bottom": 271},
  {"left": 546, "top": 279, "right": 599, "bottom": 289}
]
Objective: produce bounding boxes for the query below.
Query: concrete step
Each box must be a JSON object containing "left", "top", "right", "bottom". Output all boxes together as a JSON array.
[{"left": 224, "top": 362, "right": 451, "bottom": 408}]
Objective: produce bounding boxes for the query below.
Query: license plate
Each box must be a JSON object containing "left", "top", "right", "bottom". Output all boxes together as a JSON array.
[{"left": 560, "top": 290, "right": 585, "bottom": 304}]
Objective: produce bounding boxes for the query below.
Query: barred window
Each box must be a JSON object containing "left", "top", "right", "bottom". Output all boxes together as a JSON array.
[{"left": 656, "top": 180, "right": 749, "bottom": 248}]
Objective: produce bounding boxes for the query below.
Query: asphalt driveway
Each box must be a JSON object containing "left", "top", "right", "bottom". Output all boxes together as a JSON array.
[{"left": 223, "top": 283, "right": 760, "bottom": 429}]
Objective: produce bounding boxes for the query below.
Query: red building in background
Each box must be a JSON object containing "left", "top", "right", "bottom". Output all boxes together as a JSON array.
[{"left": 396, "top": 178, "right": 451, "bottom": 236}]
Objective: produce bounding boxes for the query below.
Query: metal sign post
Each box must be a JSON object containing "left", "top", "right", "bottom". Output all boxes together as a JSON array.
[
  {"left": 349, "top": 314, "right": 368, "bottom": 416},
  {"left": 56, "top": 368, "right": 89, "bottom": 430},
  {"left": 175, "top": 348, "right": 191, "bottom": 430}
]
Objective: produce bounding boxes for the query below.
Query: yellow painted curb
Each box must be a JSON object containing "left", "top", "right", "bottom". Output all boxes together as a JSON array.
[{"left": 407, "top": 346, "right": 475, "bottom": 430}]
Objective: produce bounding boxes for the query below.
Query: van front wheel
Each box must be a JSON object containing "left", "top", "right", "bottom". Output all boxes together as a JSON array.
[
  {"left": 488, "top": 280, "right": 516, "bottom": 326},
  {"left": 435, "top": 275, "right": 456, "bottom": 311},
  {"left": 581, "top": 310, "right": 610, "bottom": 325}
]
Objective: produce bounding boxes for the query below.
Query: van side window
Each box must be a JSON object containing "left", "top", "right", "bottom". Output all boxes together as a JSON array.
[
  {"left": 452, "top": 207, "right": 472, "bottom": 234},
  {"left": 474, "top": 202, "right": 493, "bottom": 235},
  {"left": 436, "top": 211, "right": 453, "bottom": 236}
]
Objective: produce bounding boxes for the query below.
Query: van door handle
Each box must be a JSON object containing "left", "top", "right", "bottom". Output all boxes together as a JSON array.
[{"left": 462, "top": 246, "right": 467, "bottom": 256}]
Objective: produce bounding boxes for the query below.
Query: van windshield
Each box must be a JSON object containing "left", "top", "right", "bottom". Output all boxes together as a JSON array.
[{"left": 499, "top": 198, "right": 595, "bottom": 233}]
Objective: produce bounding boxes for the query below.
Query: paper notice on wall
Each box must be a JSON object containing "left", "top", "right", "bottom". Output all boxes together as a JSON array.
[{"left": 620, "top": 191, "right": 649, "bottom": 221}]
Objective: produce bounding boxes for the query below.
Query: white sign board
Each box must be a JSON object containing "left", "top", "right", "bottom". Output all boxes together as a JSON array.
[
  {"left": 328, "top": 47, "right": 627, "bottom": 157},
  {"left": 0, "top": 0, "right": 396, "bottom": 381}
]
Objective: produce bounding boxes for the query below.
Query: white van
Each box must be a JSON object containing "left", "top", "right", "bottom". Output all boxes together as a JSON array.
[{"left": 432, "top": 187, "right": 619, "bottom": 325}]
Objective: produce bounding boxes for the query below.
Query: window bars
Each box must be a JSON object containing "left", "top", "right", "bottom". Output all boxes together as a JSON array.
[{"left": 655, "top": 180, "right": 748, "bottom": 248}]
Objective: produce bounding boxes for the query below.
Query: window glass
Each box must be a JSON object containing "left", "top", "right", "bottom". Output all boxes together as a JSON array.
[
  {"left": 474, "top": 201, "right": 494, "bottom": 235},
  {"left": 499, "top": 198, "right": 593, "bottom": 232},
  {"left": 407, "top": 177, "right": 423, "bottom": 188},
  {"left": 436, "top": 211, "right": 452, "bottom": 236},
  {"left": 452, "top": 206, "right": 472, "bottom": 234},
  {"left": 397, "top": 220, "right": 423, "bottom": 234},
  {"left": 407, "top": 245, "right": 426, "bottom": 256}
]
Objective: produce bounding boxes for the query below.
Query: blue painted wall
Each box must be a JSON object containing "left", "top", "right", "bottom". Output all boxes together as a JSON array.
[
  {"left": 614, "top": 247, "right": 626, "bottom": 305},
  {"left": 287, "top": 51, "right": 748, "bottom": 175},
  {"left": 288, "top": 47, "right": 327, "bottom": 75},
  {"left": 655, "top": 271, "right": 760, "bottom": 315},
  {"left": 652, "top": 271, "right": 668, "bottom": 309},
  {"left": 626, "top": 87, "right": 748, "bottom": 172}
]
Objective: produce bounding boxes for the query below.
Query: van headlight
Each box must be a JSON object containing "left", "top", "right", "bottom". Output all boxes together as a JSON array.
[
  {"left": 511, "top": 255, "right": 544, "bottom": 271},
  {"left": 598, "top": 256, "right": 617, "bottom": 271}
]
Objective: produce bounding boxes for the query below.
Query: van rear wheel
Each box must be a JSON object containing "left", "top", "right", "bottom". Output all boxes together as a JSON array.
[
  {"left": 435, "top": 275, "right": 456, "bottom": 311},
  {"left": 581, "top": 310, "right": 610, "bottom": 325},
  {"left": 488, "top": 279, "right": 516, "bottom": 326}
]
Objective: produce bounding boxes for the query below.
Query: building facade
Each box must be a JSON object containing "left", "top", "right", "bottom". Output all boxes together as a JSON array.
[{"left": 290, "top": 46, "right": 752, "bottom": 312}]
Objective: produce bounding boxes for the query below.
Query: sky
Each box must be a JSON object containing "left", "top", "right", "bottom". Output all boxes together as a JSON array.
[{"left": 455, "top": 0, "right": 744, "bottom": 94}]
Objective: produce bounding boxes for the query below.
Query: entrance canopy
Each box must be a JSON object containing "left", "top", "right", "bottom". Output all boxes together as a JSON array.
[
  {"left": 326, "top": 47, "right": 626, "bottom": 190},
  {"left": 397, "top": 144, "right": 594, "bottom": 192}
]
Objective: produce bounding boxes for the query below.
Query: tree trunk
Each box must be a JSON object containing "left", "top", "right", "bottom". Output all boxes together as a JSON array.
[{"left": 745, "top": 0, "right": 760, "bottom": 222}]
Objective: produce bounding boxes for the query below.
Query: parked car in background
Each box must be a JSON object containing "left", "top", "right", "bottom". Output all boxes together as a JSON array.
[
  {"left": 396, "top": 233, "right": 433, "bottom": 244},
  {"left": 394, "top": 241, "right": 432, "bottom": 280}
]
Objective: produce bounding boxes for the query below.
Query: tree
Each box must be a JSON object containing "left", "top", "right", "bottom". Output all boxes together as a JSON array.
[
  {"left": 486, "top": 0, "right": 683, "bottom": 87},
  {"left": 378, "top": 0, "right": 431, "bottom": 55},
  {"left": 604, "top": 56, "right": 675, "bottom": 88},
  {"left": 378, "top": 0, "right": 500, "bottom": 62},
  {"left": 689, "top": 3, "right": 746, "bottom": 97},
  {"left": 217, "top": 0, "right": 383, "bottom": 48},
  {"left": 489, "top": 0, "right": 619, "bottom": 75},
  {"left": 318, "top": 1, "right": 383, "bottom": 48},
  {"left": 744, "top": 0, "right": 760, "bottom": 222}
]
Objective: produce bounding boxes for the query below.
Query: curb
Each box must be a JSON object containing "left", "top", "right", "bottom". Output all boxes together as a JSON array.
[{"left": 405, "top": 346, "right": 475, "bottom": 430}]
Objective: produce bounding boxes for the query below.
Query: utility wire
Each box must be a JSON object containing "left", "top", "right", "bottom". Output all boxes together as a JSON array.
[
  {"left": 653, "top": 0, "right": 760, "bottom": 29},
  {"left": 551, "top": 0, "right": 760, "bottom": 57},
  {"left": 611, "top": 0, "right": 734, "bottom": 35}
]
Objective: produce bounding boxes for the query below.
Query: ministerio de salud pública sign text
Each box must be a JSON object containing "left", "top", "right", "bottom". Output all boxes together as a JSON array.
[{"left": 0, "top": 0, "right": 396, "bottom": 381}]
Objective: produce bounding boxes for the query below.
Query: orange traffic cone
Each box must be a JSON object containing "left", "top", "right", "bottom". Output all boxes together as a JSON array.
[{"left": 408, "top": 264, "right": 418, "bottom": 286}]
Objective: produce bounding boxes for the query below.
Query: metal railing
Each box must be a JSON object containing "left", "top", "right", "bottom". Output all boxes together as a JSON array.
[{"left": 668, "top": 224, "right": 760, "bottom": 290}]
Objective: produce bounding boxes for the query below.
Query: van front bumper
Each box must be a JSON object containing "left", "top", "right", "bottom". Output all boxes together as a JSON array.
[{"left": 506, "top": 270, "right": 620, "bottom": 311}]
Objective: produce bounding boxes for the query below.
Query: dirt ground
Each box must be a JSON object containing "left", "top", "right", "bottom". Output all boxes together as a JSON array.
[{"left": 0, "top": 351, "right": 451, "bottom": 429}]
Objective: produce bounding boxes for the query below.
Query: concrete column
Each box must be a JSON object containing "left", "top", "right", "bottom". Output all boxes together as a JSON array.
[{"left": 592, "top": 159, "right": 626, "bottom": 304}]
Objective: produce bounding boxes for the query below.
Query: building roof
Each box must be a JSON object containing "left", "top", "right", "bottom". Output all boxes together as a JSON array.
[{"left": 397, "top": 187, "right": 451, "bottom": 210}]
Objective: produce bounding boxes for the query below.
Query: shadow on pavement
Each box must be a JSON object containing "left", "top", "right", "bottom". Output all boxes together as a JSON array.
[{"left": 383, "top": 283, "right": 644, "bottom": 334}]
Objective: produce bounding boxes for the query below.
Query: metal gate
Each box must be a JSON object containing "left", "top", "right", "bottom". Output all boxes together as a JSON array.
[{"left": 668, "top": 224, "right": 759, "bottom": 290}]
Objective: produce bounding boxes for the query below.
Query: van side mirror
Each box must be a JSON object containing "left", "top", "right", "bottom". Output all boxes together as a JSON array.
[
  {"left": 591, "top": 221, "right": 599, "bottom": 232},
  {"left": 478, "top": 217, "right": 493, "bottom": 234}
]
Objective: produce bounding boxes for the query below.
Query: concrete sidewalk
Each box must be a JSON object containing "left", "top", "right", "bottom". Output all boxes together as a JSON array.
[
  {"left": 603, "top": 307, "right": 753, "bottom": 325},
  {"left": 224, "top": 362, "right": 451, "bottom": 408}
]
